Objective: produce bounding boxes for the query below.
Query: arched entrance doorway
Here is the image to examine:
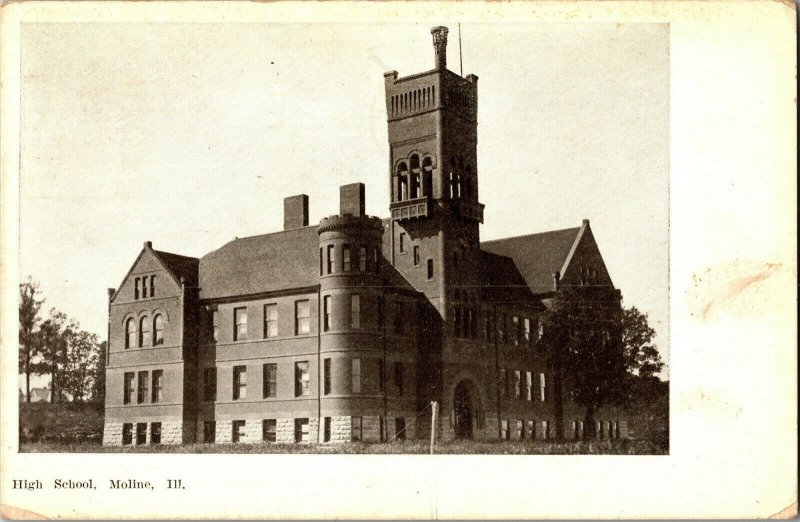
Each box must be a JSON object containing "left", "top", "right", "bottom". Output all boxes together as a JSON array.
[{"left": 453, "top": 380, "right": 474, "bottom": 439}]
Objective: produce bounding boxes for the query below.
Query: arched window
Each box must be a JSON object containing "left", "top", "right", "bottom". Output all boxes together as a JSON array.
[
  {"left": 409, "top": 154, "right": 420, "bottom": 199},
  {"left": 139, "top": 316, "right": 151, "bottom": 347},
  {"left": 422, "top": 157, "right": 433, "bottom": 197},
  {"left": 153, "top": 314, "right": 164, "bottom": 346},
  {"left": 125, "top": 318, "right": 136, "bottom": 349},
  {"left": 396, "top": 162, "right": 408, "bottom": 201}
]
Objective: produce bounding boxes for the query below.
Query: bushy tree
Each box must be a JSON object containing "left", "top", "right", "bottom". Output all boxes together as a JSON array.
[
  {"left": 19, "top": 278, "right": 44, "bottom": 402},
  {"left": 34, "top": 309, "right": 72, "bottom": 403},
  {"left": 543, "top": 287, "right": 666, "bottom": 440},
  {"left": 62, "top": 328, "right": 101, "bottom": 401}
]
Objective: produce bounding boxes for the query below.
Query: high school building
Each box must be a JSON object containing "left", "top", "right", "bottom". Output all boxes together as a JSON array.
[{"left": 103, "top": 26, "right": 628, "bottom": 446}]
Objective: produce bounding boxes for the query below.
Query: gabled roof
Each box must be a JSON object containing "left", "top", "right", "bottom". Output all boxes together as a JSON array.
[
  {"left": 481, "top": 226, "right": 582, "bottom": 295},
  {"left": 478, "top": 250, "right": 539, "bottom": 305},
  {"left": 199, "top": 226, "right": 320, "bottom": 300},
  {"left": 152, "top": 250, "right": 199, "bottom": 287}
]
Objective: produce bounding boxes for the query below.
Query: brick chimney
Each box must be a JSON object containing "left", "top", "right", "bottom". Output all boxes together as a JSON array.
[
  {"left": 284, "top": 194, "right": 309, "bottom": 230},
  {"left": 431, "top": 26, "right": 449, "bottom": 70},
  {"left": 340, "top": 183, "right": 365, "bottom": 217}
]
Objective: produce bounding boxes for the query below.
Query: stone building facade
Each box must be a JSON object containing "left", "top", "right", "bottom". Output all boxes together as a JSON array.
[{"left": 103, "top": 26, "right": 628, "bottom": 446}]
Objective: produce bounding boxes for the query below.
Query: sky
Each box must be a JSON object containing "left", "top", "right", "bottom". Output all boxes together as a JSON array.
[{"left": 19, "top": 22, "right": 669, "bottom": 381}]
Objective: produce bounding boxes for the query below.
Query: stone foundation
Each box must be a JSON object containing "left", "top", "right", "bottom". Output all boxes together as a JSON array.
[{"left": 102, "top": 421, "right": 182, "bottom": 446}]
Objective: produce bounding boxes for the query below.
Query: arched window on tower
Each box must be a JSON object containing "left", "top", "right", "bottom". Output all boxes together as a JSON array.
[
  {"left": 125, "top": 318, "right": 136, "bottom": 349},
  {"left": 396, "top": 162, "right": 409, "bottom": 201},
  {"left": 422, "top": 157, "right": 433, "bottom": 197},
  {"left": 409, "top": 154, "right": 420, "bottom": 199},
  {"left": 139, "top": 316, "right": 151, "bottom": 347}
]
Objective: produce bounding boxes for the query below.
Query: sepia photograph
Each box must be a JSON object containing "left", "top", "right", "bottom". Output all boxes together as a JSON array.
[
  {"left": 15, "top": 21, "right": 669, "bottom": 455},
  {"left": 1, "top": 1, "right": 795, "bottom": 519}
]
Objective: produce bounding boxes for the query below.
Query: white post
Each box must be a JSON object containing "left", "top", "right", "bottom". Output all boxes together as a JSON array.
[{"left": 430, "top": 401, "right": 438, "bottom": 454}]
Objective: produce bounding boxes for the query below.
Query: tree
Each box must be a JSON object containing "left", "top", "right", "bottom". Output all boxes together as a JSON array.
[
  {"left": 19, "top": 278, "right": 44, "bottom": 402},
  {"left": 542, "top": 286, "right": 628, "bottom": 440},
  {"left": 34, "top": 309, "right": 72, "bottom": 403},
  {"left": 621, "top": 306, "right": 664, "bottom": 380},
  {"left": 62, "top": 329, "right": 101, "bottom": 402}
]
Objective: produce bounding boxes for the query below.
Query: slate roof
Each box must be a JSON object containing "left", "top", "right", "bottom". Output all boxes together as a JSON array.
[
  {"left": 198, "top": 226, "right": 320, "bottom": 300},
  {"left": 480, "top": 227, "right": 582, "bottom": 295},
  {"left": 152, "top": 250, "right": 199, "bottom": 286}
]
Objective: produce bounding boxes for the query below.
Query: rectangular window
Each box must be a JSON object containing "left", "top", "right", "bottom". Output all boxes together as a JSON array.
[
  {"left": 123, "top": 372, "right": 134, "bottom": 404},
  {"left": 351, "top": 416, "right": 363, "bottom": 442},
  {"left": 150, "top": 422, "right": 161, "bottom": 444},
  {"left": 393, "top": 302, "right": 403, "bottom": 335},
  {"left": 136, "top": 423, "right": 147, "bottom": 445},
  {"left": 351, "top": 294, "right": 360, "bottom": 329},
  {"left": 515, "top": 419, "right": 523, "bottom": 440},
  {"left": 323, "top": 417, "right": 331, "bottom": 442},
  {"left": 359, "top": 246, "right": 367, "bottom": 273},
  {"left": 351, "top": 358, "right": 361, "bottom": 394},
  {"left": 295, "top": 361, "right": 310, "bottom": 397},
  {"left": 399, "top": 233, "right": 406, "bottom": 253},
  {"left": 233, "top": 365, "right": 247, "bottom": 400},
  {"left": 142, "top": 278, "right": 148, "bottom": 298},
  {"left": 323, "top": 295, "right": 332, "bottom": 332},
  {"left": 538, "top": 318, "right": 544, "bottom": 339},
  {"left": 151, "top": 369, "right": 163, "bottom": 403},
  {"left": 526, "top": 371, "right": 533, "bottom": 401},
  {"left": 262, "top": 419, "right": 277, "bottom": 442},
  {"left": 514, "top": 370, "right": 522, "bottom": 400},
  {"left": 203, "top": 421, "right": 216, "bottom": 443},
  {"left": 524, "top": 318, "right": 531, "bottom": 344},
  {"left": 264, "top": 304, "right": 278, "bottom": 338},
  {"left": 232, "top": 420, "right": 245, "bottom": 443},
  {"left": 122, "top": 423, "right": 133, "bottom": 445},
  {"left": 499, "top": 368, "right": 508, "bottom": 399},
  {"left": 326, "top": 245, "right": 334, "bottom": 274},
  {"left": 526, "top": 420, "right": 535, "bottom": 440},
  {"left": 234, "top": 307, "right": 248, "bottom": 341},
  {"left": 150, "top": 275, "right": 155, "bottom": 298},
  {"left": 295, "top": 300, "right": 310, "bottom": 335},
  {"left": 294, "top": 418, "right": 309, "bottom": 443},
  {"left": 134, "top": 278, "right": 140, "bottom": 300},
  {"left": 413, "top": 245, "right": 420, "bottom": 266},
  {"left": 203, "top": 367, "right": 217, "bottom": 401},
  {"left": 426, "top": 259, "right": 434, "bottom": 280},
  {"left": 512, "top": 316, "right": 520, "bottom": 346},
  {"left": 395, "top": 417, "right": 406, "bottom": 440},
  {"left": 212, "top": 310, "right": 219, "bottom": 343},
  {"left": 137, "top": 371, "right": 149, "bottom": 404},
  {"left": 394, "top": 362, "right": 404, "bottom": 396},
  {"left": 501, "top": 420, "right": 509, "bottom": 441},
  {"left": 323, "top": 358, "right": 331, "bottom": 395},
  {"left": 543, "top": 420, "right": 550, "bottom": 439},
  {"left": 539, "top": 373, "right": 546, "bottom": 402},
  {"left": 263, "top": 363, "right": 277, "bottom": 399},
  {"left": 342, "top": 244, "right": 351, "bottom": 272}
]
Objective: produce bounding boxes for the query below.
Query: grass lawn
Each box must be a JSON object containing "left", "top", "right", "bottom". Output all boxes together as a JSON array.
[{"left": 21, "top": 438, "right": 666, "bottom": 454}]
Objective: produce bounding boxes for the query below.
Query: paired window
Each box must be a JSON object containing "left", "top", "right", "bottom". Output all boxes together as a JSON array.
[
  {"left": 263, "top": 419, "right": 277, "bottom": 442},
  {"left": 233, "top": 365, "right": 247, "bottom": 400},
  {"left": 263, "top": 363, "right": 277, "bottom": 399},
  {"left": 351, "top": 416, "right": 363, "bottom": 442},
  {"left": 234, "top": 307, "right": 248, "bottom": 341},
  {"left": 295, "top": 300, "right": 310, "bottom": 335},
  {"left": 351, "top": 295, "right": 360, "bottom": 329},
  {"left": 133, "top": 276, "right": 155, "bottom": 300},
  {"left": 264, "top": 304, "right": 278, "bottom": 338},
  {"left": 232, "top": 420, "right": 246, "bottom": 443},
  {"left": 295, "top": 361, "right": 310, "bottom": 397},
  {"left": 323, "top": 295, "right": 332, "bottom": 332},
  {"left": 203, "top": 368, "right": 217, "bottom": 401},
  {"left": 351, "top": 358, "right": 362, "bottom": 394},
  {"left": 151, "top": 370, "right": 163, "bottom": 403}
]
